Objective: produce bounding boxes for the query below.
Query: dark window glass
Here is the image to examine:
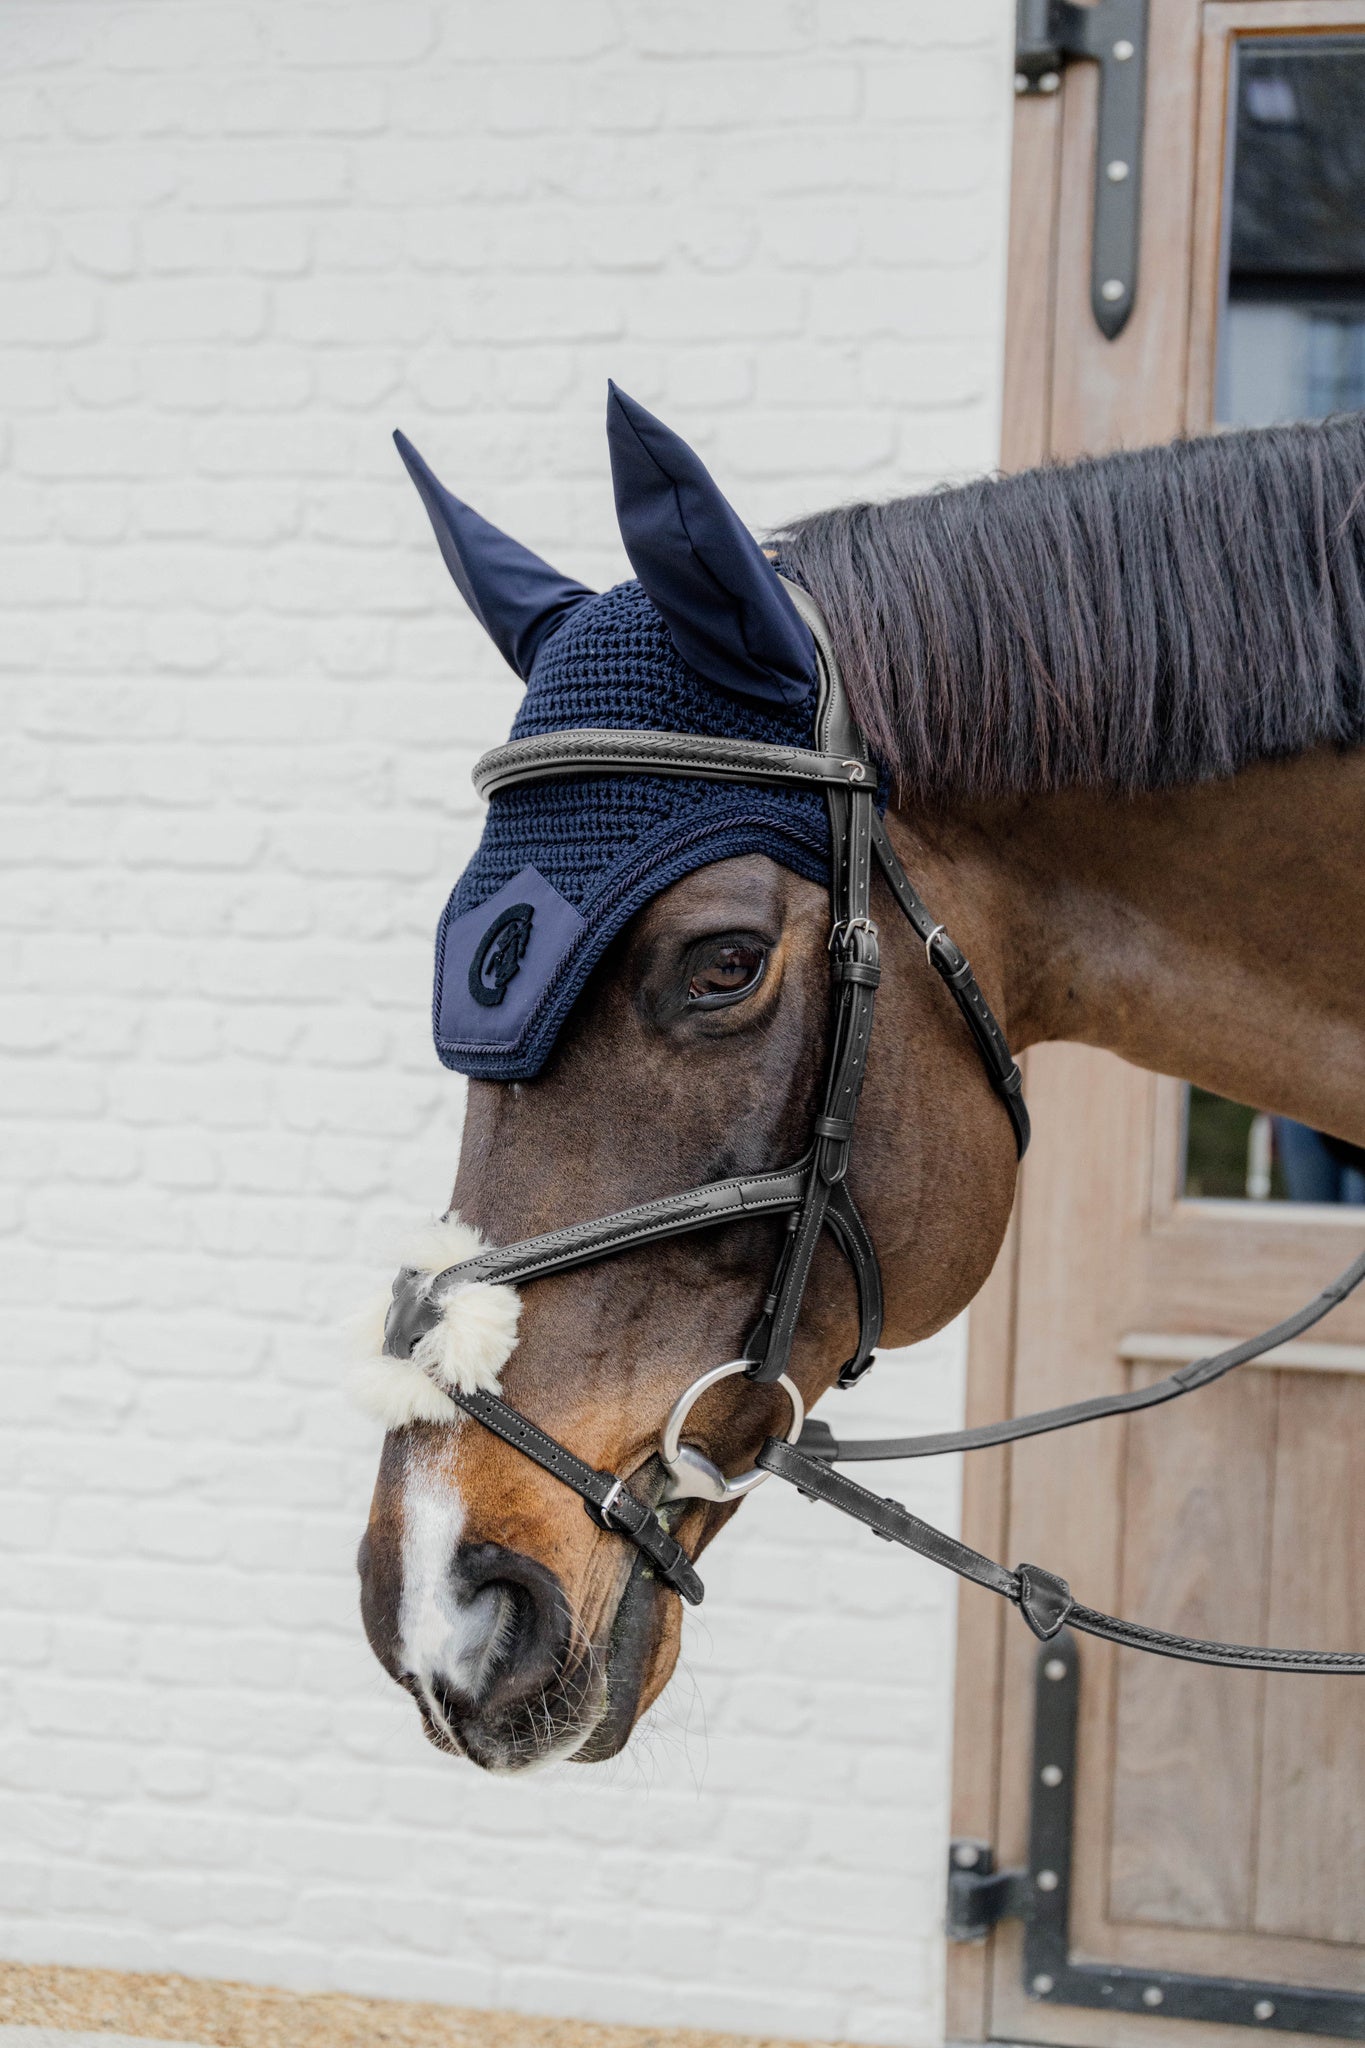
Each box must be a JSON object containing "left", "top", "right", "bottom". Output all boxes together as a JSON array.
[{"left": 1216, "top": 37, "right": 1365, "bottom": 427}]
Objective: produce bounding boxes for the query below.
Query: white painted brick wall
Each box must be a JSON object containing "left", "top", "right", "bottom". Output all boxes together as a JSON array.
[{"left": 0, "top": 4, "right": 1014, "bottom": 2041}]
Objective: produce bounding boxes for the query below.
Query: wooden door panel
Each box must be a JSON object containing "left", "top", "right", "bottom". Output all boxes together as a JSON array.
[
  {"left": 1108, "top": 1366, "right": 1277, "bottom": 1932},
  {"left": 950, "top": 0, "right": 1365, "bottom": 2042},
  {"left": 1257, "top": 1374, "right": 1365, "bottom": 1945},
  {"left": 992, "top": 1049, "right": 1151, "bottom": 1978}
]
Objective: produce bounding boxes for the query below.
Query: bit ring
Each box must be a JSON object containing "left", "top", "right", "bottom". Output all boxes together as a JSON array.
[{"left": 659, "top": 1359, "right": 805, "bottom": 1505}]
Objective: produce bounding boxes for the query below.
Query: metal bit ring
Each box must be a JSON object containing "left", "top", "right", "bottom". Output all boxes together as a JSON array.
[{"left": 659, "top": 1358, "right": 805, "bottom": 1505}]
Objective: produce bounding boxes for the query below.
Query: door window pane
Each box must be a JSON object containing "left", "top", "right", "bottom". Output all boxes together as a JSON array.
[
  {"left": 1184, "top": 1092, "right": 1365, "bottom": 1205},
  {"left": 1217, "top": 36, "right": 1365, "bottom": 427}
]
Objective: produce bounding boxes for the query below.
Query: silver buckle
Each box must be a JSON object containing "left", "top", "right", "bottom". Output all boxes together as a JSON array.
[
  {"left": 596, "top": 1475, "right": 627, "bottom": 1523},
  {"left": 828, "top": 915, "right": 879, "bottom": 953}
]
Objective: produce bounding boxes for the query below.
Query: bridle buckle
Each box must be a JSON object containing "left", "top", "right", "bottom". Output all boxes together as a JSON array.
[
  {"left": 597, "top": 1475, "right": 626, "bottom": 1522},
  {"left": 828, "top": 914, "right": 879, "bottom": 953}
]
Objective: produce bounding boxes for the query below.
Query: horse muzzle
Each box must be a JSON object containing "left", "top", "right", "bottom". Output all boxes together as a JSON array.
[{"left": 362, "top": 1527, "right": 603, "bottom": 1772}]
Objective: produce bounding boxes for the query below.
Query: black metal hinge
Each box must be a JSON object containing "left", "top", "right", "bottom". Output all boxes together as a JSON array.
[
  {"left": 1014, "top": 0, "right": 1149, "bottom": 340},
  {"left": 946, "top": 1838, "right": 1032, "bottom": 1943},
  {"left": 947, "top": 1632, "right": 1365, "bottom": 2038}
]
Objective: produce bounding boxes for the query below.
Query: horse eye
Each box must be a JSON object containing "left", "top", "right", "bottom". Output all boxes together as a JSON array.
[{"left": 687, "top": 941, "right": 767, "bottom": 1005}]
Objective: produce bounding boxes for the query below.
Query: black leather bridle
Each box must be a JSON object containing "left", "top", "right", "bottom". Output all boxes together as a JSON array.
[{"left": 383, "top": 582, "right": 1365, "bottom": 1675}]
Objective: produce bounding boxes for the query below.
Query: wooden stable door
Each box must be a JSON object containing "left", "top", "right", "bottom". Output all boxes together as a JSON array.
[{"left": 949, "top": 6, "right": 1365, "bottom": 2047}]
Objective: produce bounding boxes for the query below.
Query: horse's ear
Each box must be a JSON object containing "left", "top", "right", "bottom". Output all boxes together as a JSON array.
[
  {"left": 605, "top": 383, "right": 816, "bottom": 708},
  {"left": 394, "top": 430, "right": 596, "bottom": 680}
]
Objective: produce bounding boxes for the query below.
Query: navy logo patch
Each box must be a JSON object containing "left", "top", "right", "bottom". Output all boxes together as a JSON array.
[
  {"left": 435, "top": 865, "right": 585, "bottom": 1065},
  {"left": 468, "top": 903, "right": 534, "bottom": 1007}
]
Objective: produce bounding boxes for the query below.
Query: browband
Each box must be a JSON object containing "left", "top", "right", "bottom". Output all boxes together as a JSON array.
[{"left": 474, "top": 728, "right": 874, "bottom": 799}]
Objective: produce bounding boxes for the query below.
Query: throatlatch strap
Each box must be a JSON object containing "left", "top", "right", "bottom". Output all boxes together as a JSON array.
[
  {"left": 758, "top": 1440, "right": 1365, "bottom": 1673},
  {"left": 870, "top": 815, "right": 1029, "bottom": 1158}
]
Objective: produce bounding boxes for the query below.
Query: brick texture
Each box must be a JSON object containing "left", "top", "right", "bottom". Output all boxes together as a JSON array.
[{"left": 0, "top": 4, "right": 1014, "bottom": 2042}]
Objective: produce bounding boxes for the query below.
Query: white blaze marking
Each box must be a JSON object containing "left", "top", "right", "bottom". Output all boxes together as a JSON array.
[{"left": 399, "top": 1454, "right": 508, "bottom": 1734}]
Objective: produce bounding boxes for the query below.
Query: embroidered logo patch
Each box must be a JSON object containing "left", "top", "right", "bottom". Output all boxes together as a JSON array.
[
  {"left": 468, "top": 903, "right": 534, "bottom": 1007},
  {"left": 434, "top": 866, "right": 587, "bottom": 1062}
]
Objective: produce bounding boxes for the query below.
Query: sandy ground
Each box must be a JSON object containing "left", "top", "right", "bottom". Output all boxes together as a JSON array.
[{"left": 0, "top": 1966, "right": 833, "bottom": 2048}]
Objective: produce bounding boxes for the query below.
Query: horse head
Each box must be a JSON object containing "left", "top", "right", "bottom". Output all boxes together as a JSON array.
[{"left": 356, "top": 388, "right": 1021, "bottom": 1770}]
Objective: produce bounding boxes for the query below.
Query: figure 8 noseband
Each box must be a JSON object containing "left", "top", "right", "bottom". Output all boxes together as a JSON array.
[{"left": 381, "top": 582, "right": 1365, "bottom": 1672}]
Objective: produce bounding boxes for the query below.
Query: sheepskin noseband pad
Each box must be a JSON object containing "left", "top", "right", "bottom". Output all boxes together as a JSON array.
[{"left": 349, "top": 1216, "right": 521, "bottom": 1431}]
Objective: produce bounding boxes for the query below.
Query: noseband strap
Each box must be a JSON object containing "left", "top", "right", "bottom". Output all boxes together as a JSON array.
[
  {"left": 444, "top": 1387, "right": 704, "bottom": 1608},
  {"left": 382, "top": 1159, "right": 809, "bottom": 1361},
  {"left": 383, "top": 581, "right": 1365, "bottom": 1675}
]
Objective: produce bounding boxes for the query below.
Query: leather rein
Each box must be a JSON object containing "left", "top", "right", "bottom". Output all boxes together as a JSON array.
[{"left": 382, "top": 582, "right": 1365, "bottom": 1674}]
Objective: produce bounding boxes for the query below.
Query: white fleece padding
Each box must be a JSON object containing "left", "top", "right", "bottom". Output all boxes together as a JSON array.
[{"left": 347, "top": 1215, "right": 522, "bottom": 1431}]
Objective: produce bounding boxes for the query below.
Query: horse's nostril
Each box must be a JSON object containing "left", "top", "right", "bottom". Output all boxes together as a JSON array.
[{"left": 452, "top": 1541, "right": 572, "bottom": 1713}]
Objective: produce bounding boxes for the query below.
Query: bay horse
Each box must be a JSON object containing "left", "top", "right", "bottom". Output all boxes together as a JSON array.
[{"left": 357, "top": 402, "right": 1365, "bottom": 1771}]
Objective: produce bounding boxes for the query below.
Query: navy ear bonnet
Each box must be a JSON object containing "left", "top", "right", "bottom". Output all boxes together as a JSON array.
[{"left": 397, "top": 386, "right": 832, "bottom": 1081}]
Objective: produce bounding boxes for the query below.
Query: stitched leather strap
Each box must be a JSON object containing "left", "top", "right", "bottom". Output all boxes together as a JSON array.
[
  {"left": 744, "top": 756, "right": 880, "bottom": 1382},
  {"left": 474, "top": 728, "right": 875, "bottom": 799},
  {"left": 383, "top": 1160, "right": 808, "bottom": 1360},
  {"left": 759, "top": 1438, "right": 1017, "bottom": 1596},
  {"left": 823, "top": 1180, "right": 884, "bottom": 1385},
  {"left": 1064, "top": 1604, "right": 1365, "bottom": 1671},
  {"left": 449, "top": 1389, "right": 704, "bottom": 1607},
  {"left": 796, "top": 1241, "right": 1365, "bottom": 1464},
  {"left": 758, "top": 1441, "right": 1365, "bottom": 1672},
  {"left": 871, "top": 814, "right": 1030, "bottom": 1158}
]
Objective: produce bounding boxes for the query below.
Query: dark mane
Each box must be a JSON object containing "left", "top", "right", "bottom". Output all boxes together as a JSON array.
[{"left": 777, "top": 412, "right": 1365, "bottom": 805}]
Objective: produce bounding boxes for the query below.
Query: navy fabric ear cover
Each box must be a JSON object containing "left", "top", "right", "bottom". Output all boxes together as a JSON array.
[
  {"left": 431, "top": 578, "right": 829, "bottom": 1080},
  {"left": 605, "top": 383, "right": 817, "bottom": 709},
  {"left": 393, "top": 429, "right": 595, "bottom": 680},
  {"left": 398, "top": 389, "right": 840, "bottom": 1081}
]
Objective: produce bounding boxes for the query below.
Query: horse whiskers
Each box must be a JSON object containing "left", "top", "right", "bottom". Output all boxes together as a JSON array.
[
  {"left": 559, "top": 1584, "right": 608, "bottom": 1688},
  {"left": 488, "top": 1578, "right": 626, "bottom": 1765}
]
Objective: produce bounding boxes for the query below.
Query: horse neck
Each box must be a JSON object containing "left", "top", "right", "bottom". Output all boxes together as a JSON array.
[{"left": 910, "top": 744, "right": 1365, "bottom": 1145}]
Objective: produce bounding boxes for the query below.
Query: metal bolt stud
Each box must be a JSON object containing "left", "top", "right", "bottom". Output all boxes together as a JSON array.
[
  {"left": 1041, "top": 1763, "right": 1064, "bottom": 1787},
  {"left": 1113, "top": 37, "right": 1135, "bottom": 59},
  {"left": 1038, "top": 70, "right": 1061, "bottom": 93},
  {"left": 1044, "top": 1657, "right": 1067, "bottom": 1681},
  {"left": 1032, "top": 1974, "right": 1055, "bottom": 1996},
  {"left": 952, "top": 1842, "right": 980, "bottom": 1869},
  {"left": 1014, "top": 72, "right": 1029, "bottom": 94},
  {"left": 1254, "top": 2002, "right": 1276, "bottom": 2022},
  {"left": 1036, "top": 1869, "right": 1060, "bottom": 1893},
  {"left": 1101, "top": 279, "right": 1127, "bottom": 304},
  {"left": 1106, "top": 159, "right": 1130, "bottom": 182},
  {"left": 1143, "top": 1987, "right": 1165, "bottom": 2008}
]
